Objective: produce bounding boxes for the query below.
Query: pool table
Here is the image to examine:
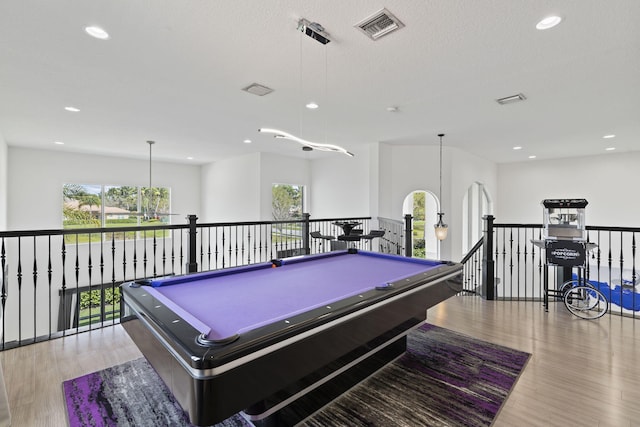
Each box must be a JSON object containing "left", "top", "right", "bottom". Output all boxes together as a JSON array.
[{"left": 121, "top": 249, "right": 463, "bottom": 426}]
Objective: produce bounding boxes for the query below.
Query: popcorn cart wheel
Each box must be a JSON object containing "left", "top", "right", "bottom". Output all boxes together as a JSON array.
[{"left": 559, "top": 279, "right": 608, "bottom": 320}]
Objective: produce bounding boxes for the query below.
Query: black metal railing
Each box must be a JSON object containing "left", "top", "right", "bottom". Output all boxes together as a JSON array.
[
  {"left": 0, "top": 214, "right": 377, "bottom": 350},
  {"left": 480, "top": 216, "right": 640, "bottom": 318},
  {"left": 460, "top": 238, "right": 484, "bottom": 295}
]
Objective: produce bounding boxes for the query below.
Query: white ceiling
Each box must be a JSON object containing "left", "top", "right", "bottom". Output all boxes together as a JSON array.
[{"left": 0, "top": 1, "right": 638, "bottom": 164}]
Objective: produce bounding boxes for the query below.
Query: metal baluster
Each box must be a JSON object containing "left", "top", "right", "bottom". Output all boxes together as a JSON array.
[
  {"left": 222, "top": 227, "right": 227, "bottom": 269},
  {"left": 607, "top": 231, "right": 613, "bottom": 307},
  {"left": 618, "top": 232, "right": 624, "bottom": 316},
  {"left": 100, "top": 232, "right": 105, "bottom": 326},
  {"left": 199, "top": 226, "right": 204, "bottom": 271},
  {"left": 632, "top": 233, "right": 637, "bottom": 319},
  {"left": 179, "top": 230, "right": 184, "bottom": 275},
  {"left": 235, "top": 226, "right": 239, "bottom": 266},
  {"left": 61, "top": 238, "right": 66, "bottom": 336},
  {"left": 162, "top": 229, "right": 167, "bottom": 276},
  {"left": 17, "top": 237, "right": 22, "bottom": 343},
  {"left": 171, "top": 229, "right": 176, "bottom": 274},
  {"left": 516, "top": 228, "right": 522, "bottom": 300},
  {"left": 32, "top": 236, "right": 37, "bottom": 342},
  {"left": 87, "top": 233, "right": 93, "bottom": 329},
  {"left": 1, "top": 238, "right": 6, "bottom": 349},
  {"left": 214, "top": 227, "right": 219, "bottom": 270},
  {"left": 536, "top": 228, "right": 543, "bottom": 300},
  {"left": 207, "top": 227, "right": 212, "bottom": 270},
  {"left": 153, "top": 230, "right": 157, "bottom": 277},
  {"left": 74, "top": 234, "right": 79, "bottom": 333},
  {"left": 143, "top": 230, "right": 148, "bottom": 278},
  {"left": 498, "top": 228, "right": 505, "bottom": 299},
  {"left": 242, "top": 226, "right": 246, "bottom": 265},
  {"left": 253, "top": 225, "right": 258, "bottom": 264},
  {"left": 47, "top": 237, "right": 52, "bottom": 338},
  {"left": 133, "top": 231, "right": 138, "bottom": 279}
]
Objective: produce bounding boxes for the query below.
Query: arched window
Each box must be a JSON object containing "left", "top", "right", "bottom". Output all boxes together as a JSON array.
[{"left": 402, "top": 190, "right": 440, "bottom": 259}]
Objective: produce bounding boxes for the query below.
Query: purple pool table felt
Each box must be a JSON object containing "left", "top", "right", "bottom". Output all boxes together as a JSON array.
[{"left": 145, "top": 252, "right": 442, "bottom": 340}]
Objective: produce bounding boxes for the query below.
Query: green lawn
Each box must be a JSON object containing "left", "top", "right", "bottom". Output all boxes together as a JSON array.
[
  {"left": 64, "top": 220, "right": 170, "bottom": 243},
  {"left": 78, "top": 303, "right": 120, "bottom": 327}
]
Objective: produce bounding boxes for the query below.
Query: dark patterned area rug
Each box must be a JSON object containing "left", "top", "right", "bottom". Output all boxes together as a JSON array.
[{"left": 63, "top": 324, "right": 529, "bottom": 427}]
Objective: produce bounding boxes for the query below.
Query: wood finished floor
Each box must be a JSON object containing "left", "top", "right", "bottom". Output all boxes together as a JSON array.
[{"left": 2, "top": 296, "right": 639, "bottom": 427}]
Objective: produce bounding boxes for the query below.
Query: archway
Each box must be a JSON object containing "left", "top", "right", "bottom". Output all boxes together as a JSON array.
[
  {"left": 402, "top": 190, "right": 439, "bottom": 259},
  {"left": 462, "top": 181, "right": 493, "bottom": 254}
]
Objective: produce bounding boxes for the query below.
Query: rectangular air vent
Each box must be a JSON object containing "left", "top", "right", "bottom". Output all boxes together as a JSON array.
[
  {"left": 355, "top": 8, "right": 405, "bottom": 40},
  {"left": 242, "top": 83, "right": 274, "bottom": 97}
]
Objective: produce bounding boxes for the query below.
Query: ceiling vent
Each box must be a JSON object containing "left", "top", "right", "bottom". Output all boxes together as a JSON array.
[
  {"left": 496, "top": 93, "right": 526, "bottom": 105},
  {"left": 242, "top": 83, "right": 274, "bottom": 96},
  {"left": 355, "top": 8, "right": 405, "bottom": 40}
]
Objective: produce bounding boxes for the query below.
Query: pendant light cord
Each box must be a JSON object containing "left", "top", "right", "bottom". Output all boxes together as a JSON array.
[
  {"left": 147, "top": 140, "right": 155, "bottom": 214},
  {"left": 438, "top": 133, "right": 444, "bottom": 210}
]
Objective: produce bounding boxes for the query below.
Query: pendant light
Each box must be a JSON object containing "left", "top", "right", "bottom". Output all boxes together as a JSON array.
[
  {"left": 434, "top": 133, "right": 448, "bottom": 241},
  {"left": 259, "top": 18, "right": 354, "bottom": 157}
]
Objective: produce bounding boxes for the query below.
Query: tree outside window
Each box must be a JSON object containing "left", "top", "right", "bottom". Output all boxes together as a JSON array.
[
  {"left": 272, "top": 184, "right": 303, "bottom": 221},
  {"left": 272, "top": 184, "right": 304, "bottom": 247},
  {"left": 63, "top": 183, "right": 171, "bottom": 242}
]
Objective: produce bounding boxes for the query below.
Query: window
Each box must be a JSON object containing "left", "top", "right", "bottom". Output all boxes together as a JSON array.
[
  {"left": 272, "top": 184, "right": 304, "bottom": 220},
  {"left": 272, "top": 184, "right": 305, "bottom": 257},
  {"left": 63, "top": 183, "right": 171, "bottom": 241}
]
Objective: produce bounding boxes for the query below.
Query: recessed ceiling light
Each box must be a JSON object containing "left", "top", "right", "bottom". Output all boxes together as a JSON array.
[
  {"left": 64, "top": 106, "right": 80, "bottom": 112},
  {"left": 386, "top": 106, "right": 398, "bottom": 112},
  {"left": 243, "top": 139, "right": 252, "bottom": 144},
  {"left": 54, "top": 141, "right": 64, "bottom": 145},
  {"left": 605, "top": 147, "right": 616, "bottom": 151},
  {"left": 603, "top": 134, "right": 616, "bottom": 139},
  {"left": 513, "top": 146, "right": 522, "bottom": 150},
  {"left": 186, "top": 156, "right": 194, "bottom": 160},
  {"left": 306, "top": 102, "right": 319, "bottom": 110},
  {"left": 536, "top": 16, "right": 562, "bottom": 30},
  {"left": 528, "top": 155, "right": 537, "bottom": 159},
  {"left": 85, "top": 26, "right": 110, "bottom": 40}
]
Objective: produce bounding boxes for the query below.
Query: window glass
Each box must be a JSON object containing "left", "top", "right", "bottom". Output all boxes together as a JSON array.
[
  {"left": 63, "top": 183, "right": 171, "bottom": 241},
  {"left": 272, "top": 184, "right": 304, "bottom": 220}
]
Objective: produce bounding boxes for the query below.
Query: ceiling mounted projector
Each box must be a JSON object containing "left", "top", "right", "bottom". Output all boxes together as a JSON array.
[{"left": 298, "top": 18, "right": 331, "bottom": 44}]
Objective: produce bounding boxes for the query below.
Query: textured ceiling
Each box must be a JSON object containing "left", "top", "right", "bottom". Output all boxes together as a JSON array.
[{"left": 0, "top": 1, "right": 638, "bottom": 164}]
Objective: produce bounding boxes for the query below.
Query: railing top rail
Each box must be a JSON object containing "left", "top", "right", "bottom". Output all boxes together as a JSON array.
[
  {"left": 493, "top": 223, "right": 640, "bottom": 233},
  {"left": 460, "top": 238, "right": 483, "bottom": 264},
  {"left": 0, "top": 215, "right": 374, "bottom": 239},
  {"left": 0, "top": 223, "right": 190, "bottom": 238},
  {"left": 309, "top": 216, "right": 372, "bottom": 223},
  {"left": 195, "top": 216, "right": 371, "bottom": 228},
  {"left": 494, "top": 223, "right": 543, "bottom": 229},
  {"left": 586, "top": 225, "right": 640, "bottom": 233}
]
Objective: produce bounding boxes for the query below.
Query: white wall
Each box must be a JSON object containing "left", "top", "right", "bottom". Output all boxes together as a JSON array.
[
  {"left": 450, "top": 148, "right": 498, "bottom": 258},
  {"left": 497, "top": 151, "right": 640, "bottom": 227},
  {"left": 310, "top": 150, "right": 370, "bottom": 218},
  {"left": 8, "top": 147, "right": 200, "bottom": 230},
  {"left": 201, "top": 153, "right": 261, "bottom": 222},
  {"left": 201, "top": 152, "right": 311, "bottom": 222},
  {"left": 376, "top": 143, "right": 498, "bottom": 260},
  {"left": 0, "top": 134, "right": 7, "bottom": 230}
]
